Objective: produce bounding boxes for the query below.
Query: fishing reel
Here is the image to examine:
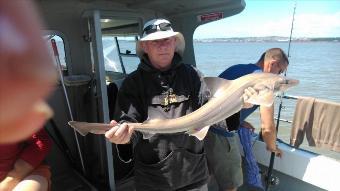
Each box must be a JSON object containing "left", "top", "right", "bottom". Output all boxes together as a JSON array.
[
  {"left": 261, "top": 170, "right": 280, "bottom": 190},
  {"left": 266, "top": 175, "right": 280, "bottom": 186}
]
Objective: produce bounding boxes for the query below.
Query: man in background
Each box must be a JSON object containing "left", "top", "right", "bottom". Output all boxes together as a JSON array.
[{"left": 206, "top": 48, "right": 288, "bottom": 191}]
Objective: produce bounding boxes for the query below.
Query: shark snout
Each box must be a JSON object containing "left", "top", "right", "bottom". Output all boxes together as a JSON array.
[{"left": 276, "top": 78, "right": 299, "bottom": 91}]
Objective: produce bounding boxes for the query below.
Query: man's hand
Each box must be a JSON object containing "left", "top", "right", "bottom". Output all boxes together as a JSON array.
[
  {"left": 267, "top": 145, "right": 283, "bottom": 158},
  {"left": 243, "top": 87, "right": 257, "bottom": 108},
  {"left": 274, "top": 147, "right": 283, "bottom": 158},
  {"left": 105, "top": 120, "right": 134, "bottom": 144}
]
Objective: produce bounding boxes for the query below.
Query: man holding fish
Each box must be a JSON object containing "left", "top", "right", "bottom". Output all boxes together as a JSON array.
[
  {"left": 104, "top": 18, "right": 211, "bottom": 191},
  {"left": 68, "top": 18, "right": 298, "bottom": 191}
]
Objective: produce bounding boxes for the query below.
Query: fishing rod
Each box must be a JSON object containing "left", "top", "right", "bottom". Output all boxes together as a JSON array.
[
  {"left": 264, "top": 2, "right": 296, "bottom": 191},
  {"left": 51, "top": 39, "right": 87, "bottom": 175}
]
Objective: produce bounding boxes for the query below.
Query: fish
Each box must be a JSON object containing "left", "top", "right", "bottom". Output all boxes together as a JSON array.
[{"left": 68, "top": 73, "right": 299, "bottom": 140}]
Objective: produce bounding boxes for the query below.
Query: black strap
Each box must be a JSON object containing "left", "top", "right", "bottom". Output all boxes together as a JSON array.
[{"left": 45, "top": 119, "right": 77, "bottom": 166}]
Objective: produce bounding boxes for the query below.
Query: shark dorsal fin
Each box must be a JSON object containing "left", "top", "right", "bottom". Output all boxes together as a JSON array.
[
  {"left": 203, "top": 77, "right": 232, "bottom": 97},
  {"left": 141, "top": 132, "right": 155, "bottom": 139}
]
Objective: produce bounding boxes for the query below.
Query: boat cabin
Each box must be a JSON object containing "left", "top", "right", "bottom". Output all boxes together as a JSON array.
[
  {"left": 33, "top": 0, "right": 340, "bottom": 190},
  {"left": 38, "top": 0, "right": 245, "bottom": 190}
]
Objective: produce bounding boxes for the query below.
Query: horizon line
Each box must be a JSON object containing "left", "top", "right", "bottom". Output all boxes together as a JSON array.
[{"left": 194, "top": 36, "right": 340, "bottom": 39}]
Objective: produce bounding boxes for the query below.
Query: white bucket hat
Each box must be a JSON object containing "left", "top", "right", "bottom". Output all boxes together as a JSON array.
[{"left": 136, "top": 18, "right": 185, "bottom": 57}]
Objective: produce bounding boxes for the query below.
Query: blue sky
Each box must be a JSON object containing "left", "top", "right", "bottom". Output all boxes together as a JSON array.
[{"left": 194, "top": 0, "right": 340, "bottom": 39}]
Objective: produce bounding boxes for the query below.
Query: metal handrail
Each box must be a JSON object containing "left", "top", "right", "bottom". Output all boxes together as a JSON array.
[
  {"left": 281, "top": 95, "right": 298, "bottom": 100},
  {"left": 274, "top": 117, "right": 292, "bottom": 124},
  {"left": 273, "top": 94, "right": 298, "bottom": 124}
]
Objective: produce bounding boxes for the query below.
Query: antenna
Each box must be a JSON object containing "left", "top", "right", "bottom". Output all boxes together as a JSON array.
[{"left": 265, "top": 2, "right": 297, "bottom": 191}]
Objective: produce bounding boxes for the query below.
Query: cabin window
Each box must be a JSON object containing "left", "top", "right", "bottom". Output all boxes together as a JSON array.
[
  {"left": 116, "top": 36, "right": 139, "bottom": 74},
  {"left": 45, "top": 34, "right": 68, "bottom": 75},
  {"left": 102, "top": 36, "right": 124, "bottom": 73},
  {"left": 102, "top": 35, "right": 139, "bottom": 82},
  {"left": 99, "top": 17, "right": 140, "bottom": 83}
]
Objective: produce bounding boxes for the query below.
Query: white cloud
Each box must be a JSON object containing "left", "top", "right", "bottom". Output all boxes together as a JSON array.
[
  {"left": 194, "top": 12, "right": 340, "bottom": 38},
  {"left": 293, "top": 12, "right": 340, "bottom": 37}
]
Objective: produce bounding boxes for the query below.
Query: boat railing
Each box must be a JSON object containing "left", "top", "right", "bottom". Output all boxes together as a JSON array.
[
  {"left": 274, "top": 94, "right": 298, "bottom": 124},
  {"left": 275, "top": 94, "right": 340, "bottom": 157}
]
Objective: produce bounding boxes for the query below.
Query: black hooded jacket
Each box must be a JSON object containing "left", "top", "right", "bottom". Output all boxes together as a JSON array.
[{"left": 115, "top": 53, "right": 209, "bottom": 190}]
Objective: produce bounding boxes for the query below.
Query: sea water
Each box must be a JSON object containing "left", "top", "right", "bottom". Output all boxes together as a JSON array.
[
  {"left": 194, "top": 41, "right": 340, "bottom": 158},
  {"left": 195, "top": 41, "right": 340, "bottom": 102}
]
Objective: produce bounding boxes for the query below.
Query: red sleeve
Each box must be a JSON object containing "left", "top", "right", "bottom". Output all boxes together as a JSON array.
[{"left": 19, "top": 128, "right": 52, "bottom": 168}]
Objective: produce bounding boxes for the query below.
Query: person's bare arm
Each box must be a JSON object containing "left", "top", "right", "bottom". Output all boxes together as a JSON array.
[
  {"left": 260, "top": 105, "right": 282, "bottom": 157},
  {"left": 0, "top": 159, "right": 34, "bottom": 190},
  {"left": 1, "top": 129, "right": 51, "bottom": 190}
]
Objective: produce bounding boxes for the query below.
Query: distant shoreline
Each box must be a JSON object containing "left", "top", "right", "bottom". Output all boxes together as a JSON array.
[{"left": 194, "top": 37, "right": 340, "bottom": 43}]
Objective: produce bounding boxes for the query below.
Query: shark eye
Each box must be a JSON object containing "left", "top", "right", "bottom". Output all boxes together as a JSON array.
[{"left": 279, "top": 79, "right": 288, "bottom": 85}]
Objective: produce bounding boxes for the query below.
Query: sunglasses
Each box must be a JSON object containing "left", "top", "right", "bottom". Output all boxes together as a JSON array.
[{"left": 143, "top": 22, "right": 172, "bottom": 35}]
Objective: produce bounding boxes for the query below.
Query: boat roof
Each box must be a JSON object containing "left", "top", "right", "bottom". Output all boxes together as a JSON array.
[
  {"left": 37, "top": 0, "right": 245, "bottom": 29},
  {"left": 37, "top": 0, "right": 245, "bottom": 68}
]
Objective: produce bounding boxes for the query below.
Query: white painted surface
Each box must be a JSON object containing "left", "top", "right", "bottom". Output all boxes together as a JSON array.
[{"left": 246, "top": 139, "right": 340, "bottom": 191}]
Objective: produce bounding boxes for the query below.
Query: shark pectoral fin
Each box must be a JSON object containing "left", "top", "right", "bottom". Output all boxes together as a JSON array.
[
  {"left": 187, "top": 126, "right": 210, "bottom": 141},
  {"left": 141, "top": 132, "right": 155, "bottom": 139},
  {"left": 73, "top": 128, "right": 89, "bottom": 136},
  {"left": 68, "top": 121, "right": 90, "bottom": 136},
  {"left": 244, "top": 87, "right": 274, "bottom": 107}
]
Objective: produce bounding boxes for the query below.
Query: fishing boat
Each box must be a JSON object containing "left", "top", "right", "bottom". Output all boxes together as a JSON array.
[{"left": 34, "top": 0, "right": 340, "bottom": 190}]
